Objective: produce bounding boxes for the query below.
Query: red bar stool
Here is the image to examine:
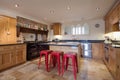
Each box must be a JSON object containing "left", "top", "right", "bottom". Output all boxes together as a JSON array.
[
  {"left": 38, "top": 50, "right": 52, "bottom": 72},
  {"left": 50, "top": 51, "right": 63, "bottom": 75},
  {"left": 62, "top": 52, "right": 78, "bottom": 80}
]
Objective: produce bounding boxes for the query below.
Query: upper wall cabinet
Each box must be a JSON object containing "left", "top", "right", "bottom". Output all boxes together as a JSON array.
[
  {"left": 119, "top": 3, "right": 120, "bottom": 20},
  {"left": 0, "top": 16, "right": 17, "bottom": 44},
  {"left": 51, "top": 23, "right": 61, "bottom": 35},
  {"left": 105, "top": 1, "right": 120, "bottom": 33}
]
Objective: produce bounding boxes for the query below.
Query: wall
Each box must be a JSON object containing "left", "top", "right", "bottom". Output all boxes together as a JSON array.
[
  {"left": 104, "top": 32, "right": 120, "bottom": 40},
  {"left": 51, "top": 18, "right": 105, "bottom": 40},
  {"left": 0, "top": 8, "right": 49, "bottom": 42}
]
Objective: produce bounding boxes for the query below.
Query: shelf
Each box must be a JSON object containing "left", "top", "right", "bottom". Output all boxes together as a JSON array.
[{"left": 17, "top": 26, "right": 48, "bottom": 37}]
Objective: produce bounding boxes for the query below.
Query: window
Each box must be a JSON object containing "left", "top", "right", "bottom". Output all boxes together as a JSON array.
[
  {"left": 72, "top": 23, "right": 89, "bottom": 35},
  {"left": 64, "top": 23, "right": 89, "bottom": 35}
]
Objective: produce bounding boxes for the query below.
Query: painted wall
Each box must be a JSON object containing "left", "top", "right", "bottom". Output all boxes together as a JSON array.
[
  {"left": 50, "top": 18, "right": 105, "bottom": 40},
  {"left": 0, "top": 8, "right": 49, "bottom": 42}
]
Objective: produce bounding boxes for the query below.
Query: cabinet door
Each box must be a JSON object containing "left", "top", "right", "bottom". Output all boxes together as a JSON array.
[
  {"left": 0, "top": 54, "right": 2, "bottom": 69},
  {"left": 116, "top": 49, "right": 120, "bottom": 80},
  {"left": 0, "top": 17, "right": 8, "bottom": 44},
  {"left": 52, "top": 23, "right": 61, "bottom": 35},
  {"left": 110, "top": 7, "right": 119, "bottom": 24},
  {"left": 7, "top": 18, "right": 17, "bottom": 44},
  {"left": 1, "top": 51, "right": 15, "bottom": 69},
  {"left": 118, "top": 3, "right": 120, "bottom": 20},
  {"left": 109, "top": 47, "right": 116, "bottom": 78},
  {"left": 92, "top": 43, "right": 104, "bottom": 59},
  {"left": 16, "top": 49, "right": 24, "bottom": 64},
  {"left": 105, "top": 17, "right": 110, "bottom": 33}
]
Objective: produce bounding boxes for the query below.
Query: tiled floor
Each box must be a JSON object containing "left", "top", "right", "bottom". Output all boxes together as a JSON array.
[{"left": 0, "top": 58, "right": 114, "bottom": 80}]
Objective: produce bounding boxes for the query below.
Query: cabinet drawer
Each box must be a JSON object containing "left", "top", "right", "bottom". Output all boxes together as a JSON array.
[
  {"left": 15, "top": 45, "right": 24, "bottom": 49},
  {"left": 0, "top": 46, "right": 15, "bottom": 51}
]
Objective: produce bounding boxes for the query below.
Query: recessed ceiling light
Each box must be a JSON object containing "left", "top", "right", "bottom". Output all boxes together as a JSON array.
[
  {"left": 50, "top": 10, "right": 54, "bottom": 14},
  {"left": 67, "top": 6, "right": 71, "bottom": 10},
  {"left": 96, "top": 8, "right": 100, "bottom": 11},
  {"left": 15, "top": 4, "right": 19, "bottom": 7}
]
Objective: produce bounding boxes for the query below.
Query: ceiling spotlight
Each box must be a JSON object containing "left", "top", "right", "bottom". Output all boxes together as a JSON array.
[
  {"left": 67, "top": 6, "right": 71, "bottom": 10},
  {"left": 50, "top": 10, "right": 54, "bottom": 14},
  {"left": 15, "top": 4, "right": 19, "bottom": 7},
  {"left": 96, "top": 8, "right": 100, "bottom": 11}
]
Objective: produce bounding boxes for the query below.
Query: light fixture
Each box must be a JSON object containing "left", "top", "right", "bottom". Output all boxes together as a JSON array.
[
  {"left": 15, "top": 4, "right": 19, "bottom": 8},
  {"left": 50, "top": 10, "right": 54, "bottom": 14},
  {"left": 67, "top": 6, "right": 71, "bottom": 10},
  {"left": 96, "top": 8, "right": 100, "bottom": 11}
]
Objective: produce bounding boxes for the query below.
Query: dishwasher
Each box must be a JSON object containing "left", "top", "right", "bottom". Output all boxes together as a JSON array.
[{"left": 81, "top": 42, "right": 92, "bottom": 58}]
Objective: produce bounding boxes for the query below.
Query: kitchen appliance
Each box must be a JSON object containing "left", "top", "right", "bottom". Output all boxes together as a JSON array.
[
  {"left": 81, "top": 42, "right": 92, "bottom": 58},
  {"left": 26, "top": 41, "right": 49, "bottom": 60}
]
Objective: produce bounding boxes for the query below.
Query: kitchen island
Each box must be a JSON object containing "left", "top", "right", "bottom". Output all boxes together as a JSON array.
[{"left": 40, "top": 42, "right": 82, "bottom": 72}]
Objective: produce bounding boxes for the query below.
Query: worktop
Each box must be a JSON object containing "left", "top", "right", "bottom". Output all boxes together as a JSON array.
[
  {"left": 0, "top": 43, "right": 26, "bottom": 46},
  {"left": 40, "top": 42, "right": 80, "bottom": 47}
]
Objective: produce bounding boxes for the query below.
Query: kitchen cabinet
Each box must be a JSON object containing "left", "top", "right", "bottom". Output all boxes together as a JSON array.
[
  {"left": 108, "top": 46, "right": 116, "bottom": 78},
  {"left": 118, "top": 3, "right": 120, "bottom": 19},
  {"left": 116, "top": 48, "right": 120, "bottom": 80},
  {"left": 105, "top": 1, "right": 120, "bottom": 33},
  {"left": 92, "top": 43, "right": 104, "bottom": 59},
  {"left": 0, "top": 16, "right": 17, "bottom": 44},
  {"left": 15, "top": 45, "right": 26, "bottom": 64},
  {"left": 0, "top": 44, "right": 26, "bottom": 71},
  {"left": 103, "top": 45, "right": 120, "bottom": 80},
  {"left": 0, "top": 51, "right": 15, "bottom": 69},
  {"left": 110, "top": 6, "right": 119, "bottom": 24},
  {"left": 51, "top": 23, "right": 61, "bottom": 35}
]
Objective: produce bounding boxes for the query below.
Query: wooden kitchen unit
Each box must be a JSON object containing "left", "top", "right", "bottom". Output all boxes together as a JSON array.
[
  {"left": 92, "top": 43, "right": 104, "bottom": 59},
  {"left": 103, "top": 45, "right": 120, "bottom": 80},
  {"left": 51, "top": 23, "right": 61, "bottom": 35},
  {"left": 105, "top": 1, "right": 120, "bottom": 33},
  {"left": 0, "top": 15, "right": 17, "bottom": 44},
  {"left": 0, "top": 44, "right": 26, "bottom": 71}
]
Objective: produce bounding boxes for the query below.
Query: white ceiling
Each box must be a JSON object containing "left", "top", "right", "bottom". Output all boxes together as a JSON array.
[{"left": 0, "top": 0, "right": 117, "bottom": 24}]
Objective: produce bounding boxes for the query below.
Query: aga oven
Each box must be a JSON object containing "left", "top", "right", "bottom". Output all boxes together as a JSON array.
[{"left": 26, "top": 41, "right": 49, "bottom": 60}]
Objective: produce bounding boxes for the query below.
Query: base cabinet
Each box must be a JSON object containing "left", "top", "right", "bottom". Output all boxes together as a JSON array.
[
  {"left": 92, "top": 43, "right": 104, "bottom": 59},
  {"left": 116, "top": 48, "right": 120, "bottom": 80},
  {"left": 104, "top": 46, "right": 120, "bottom": 80},
  {"left": 0, "top": 44, "right": 26, "bottom": 71}
]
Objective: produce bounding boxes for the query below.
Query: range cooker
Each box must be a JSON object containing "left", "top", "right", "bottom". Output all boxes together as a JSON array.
[{"left": 26, "top": 41, "right": 49, "bottom": 60}]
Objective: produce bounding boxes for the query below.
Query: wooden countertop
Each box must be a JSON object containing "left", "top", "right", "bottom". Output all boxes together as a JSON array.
[{"left": 0, "top": 43, "right": 26, "bottom": 46}]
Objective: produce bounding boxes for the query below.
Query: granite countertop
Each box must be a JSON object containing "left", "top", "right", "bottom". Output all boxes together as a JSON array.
[{"left": 39, "top": 42, "right": 80, "bottom": 47}]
